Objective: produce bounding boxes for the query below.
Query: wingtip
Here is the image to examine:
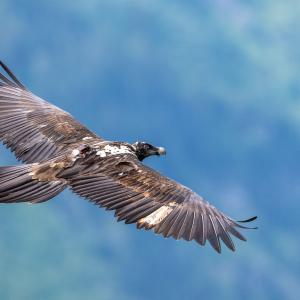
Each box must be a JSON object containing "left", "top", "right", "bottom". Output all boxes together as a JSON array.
[
  {"left": 0, "top": 60, "right": 26, "bottom": 89},
  {"left": 0, "top": 60, "right": 7, "bottom": 70},
  {"left": 238, "top": 216, "right": 258, "bottom": 223},
  {"left": 215, "top": 248, "right": 222, "bottom": 254},
  {"left": 236, "top": 216, "right": 258, "bottom": 230}
]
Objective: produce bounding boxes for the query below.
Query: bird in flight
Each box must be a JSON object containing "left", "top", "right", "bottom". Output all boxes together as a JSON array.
[{"left": 0, "top": 61, "right": 256, "bottom": 253}]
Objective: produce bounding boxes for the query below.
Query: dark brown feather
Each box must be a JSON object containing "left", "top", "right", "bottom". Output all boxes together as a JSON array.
[{"left": 0, "top": 64, "right": 101, "bottom": 163}]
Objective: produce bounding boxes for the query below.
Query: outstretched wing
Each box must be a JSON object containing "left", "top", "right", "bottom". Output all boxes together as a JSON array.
[
  {"left": 66, "top": 153, "right": 256, "bottom": 253},
  {"left": 0, "top": 61, "right": 101, "bottom": 163}
]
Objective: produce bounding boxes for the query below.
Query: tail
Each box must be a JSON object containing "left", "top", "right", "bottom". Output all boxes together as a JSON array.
[{"left": 0, "top": 164, "right": 66, "bottom": 203}]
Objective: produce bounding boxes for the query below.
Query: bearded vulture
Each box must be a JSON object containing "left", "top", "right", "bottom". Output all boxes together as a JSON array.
[{"left": 0, "top": 61, "right": 256, "bottom": 253}]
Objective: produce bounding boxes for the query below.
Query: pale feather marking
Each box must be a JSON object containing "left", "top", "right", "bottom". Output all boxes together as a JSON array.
[
  {"left": 138, "top": 202, "right": 177, "bottom": 226},
  {"left": 96, "top": 144, "right": 133, "bottom": 157}
]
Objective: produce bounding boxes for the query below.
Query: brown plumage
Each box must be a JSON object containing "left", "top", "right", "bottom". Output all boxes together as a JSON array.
[{"left": 0, "top": 61, "right": 256, "bottom": 253}]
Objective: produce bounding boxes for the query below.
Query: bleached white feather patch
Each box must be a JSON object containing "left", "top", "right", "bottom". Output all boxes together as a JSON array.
[
  {"left": 96, "top": 144, "right": 133, "bottom": 157},
  {"left": 71, "top": 149, "right": 81, "bottom": 161},
  {"left": 82, "top": 136, "right": 93, "bottom": 141},
  {"left": 97, "top": 150, "right": 107, "bottom": 157},
  {"left": 138, "top": 202, "right": 177, "bottom": 226},
  {"left": 72, "top": 149, "right": 80, "bottom": 156}
]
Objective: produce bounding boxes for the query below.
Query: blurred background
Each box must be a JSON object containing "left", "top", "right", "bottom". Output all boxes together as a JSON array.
[{"left": 0, "top": 0, "right": 299, "bottom": 299}]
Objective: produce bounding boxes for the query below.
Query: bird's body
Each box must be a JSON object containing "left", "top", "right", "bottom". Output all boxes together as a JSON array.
[{"left": 0, "top": 61, "right": 256, "bottom": 253}]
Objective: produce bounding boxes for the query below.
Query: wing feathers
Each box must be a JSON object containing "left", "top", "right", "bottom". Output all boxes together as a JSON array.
[
  {"left": 123, "top": 203, "right": 161, "bottom": 224},
  {"left": 0, "top": 62, "right": 101, "bottom": 163},
  {"left": 153, "top": 206, "right": 180, "bottom": 235},
  {"left": 207, "top": 215, "right": 221, "bottom": 253},
  {"left": 165, "top": 207, "right": 186, "bottom": 239},
  {"left": 225, "top": 223, "right": 247, "bottom": 241},
  {"left": 0, "top": 165, "right": 66, "bottom": 203},
  {"left": 176, "top": 209, "right": 190, "bottom": 240},
  {"left": 215, "top": 217, "right": 235, "bottom": 251},
  {"left": 187, "top": 210, "right": 197, "bottom": 241},
  {"left": 69, "top": 158, "right": 256, "bottom": 253}
]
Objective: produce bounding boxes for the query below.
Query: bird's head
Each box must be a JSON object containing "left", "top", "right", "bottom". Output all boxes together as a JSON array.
[{"left": 132, "top": 142, "right": 166, "bottom": 161}]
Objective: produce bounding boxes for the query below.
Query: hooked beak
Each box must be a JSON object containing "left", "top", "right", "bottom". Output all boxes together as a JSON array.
[{"left": 156, "top": 147, "right": 166, "bottom": 156}]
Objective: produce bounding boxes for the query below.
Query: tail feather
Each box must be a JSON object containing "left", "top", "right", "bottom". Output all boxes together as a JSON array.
[{"left": 0, "top": 165, "right": 66, "bottom": 203}]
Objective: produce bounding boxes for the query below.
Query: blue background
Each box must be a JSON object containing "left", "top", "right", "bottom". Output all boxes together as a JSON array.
[{"left": 0, "top": 1, "right": 299, "bottom": 299}]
